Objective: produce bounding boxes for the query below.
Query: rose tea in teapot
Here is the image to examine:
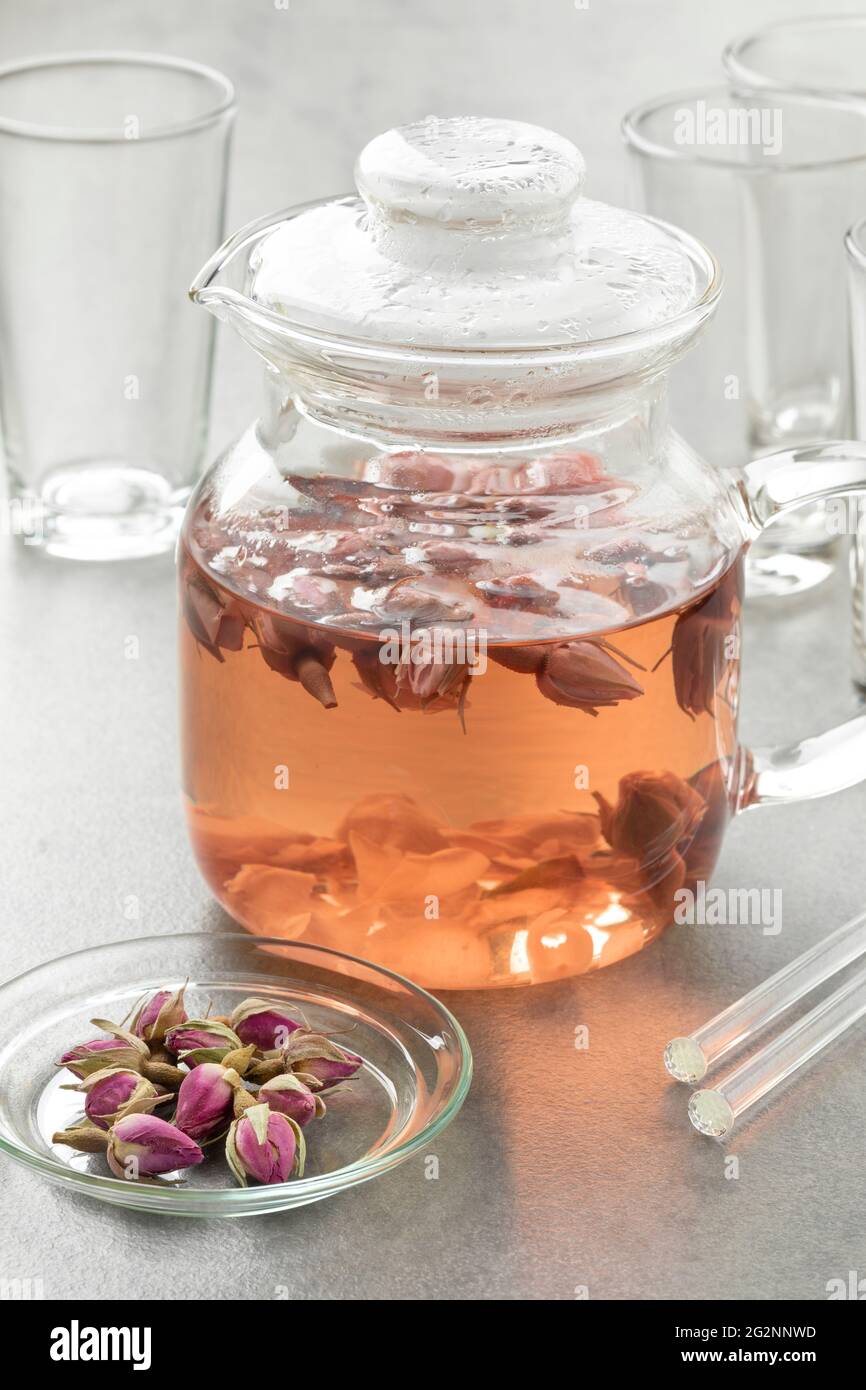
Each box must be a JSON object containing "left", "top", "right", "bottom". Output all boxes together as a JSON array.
[{"left": 182, "top": 117, "right": 866, "bottom": 988}]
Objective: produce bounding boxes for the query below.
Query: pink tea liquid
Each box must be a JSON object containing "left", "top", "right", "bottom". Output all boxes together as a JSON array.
[{"left": 180, "top": 470, "right": 743, "bottom": 989}]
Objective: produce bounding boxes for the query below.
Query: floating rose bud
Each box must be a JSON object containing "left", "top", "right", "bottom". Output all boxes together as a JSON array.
[
  {"left": 183, "top": 573, "right": 245, "bottom": 661},
  {"left": 351, "top": 648, "right": 403, "bottom": 710},
  {"left": 536, "top": 641, "right": 644, "bottom": 715},
  {"left": 615, "top": 574, "right": 668, "bottom": 620},
  {"left": 364, "top": 451, "right": 455, "bottom": 492},
  {"left": 375, "top": 580, "right": 473, "bottom": 625},
  {"left": 267, "top": 571, "right": 338, "bottom": 614},
  {"left": 226, "top": 1103, "right": 305, "bottom": 1186},
  {"left": 130, "top": 985, "right": 187, "bottom": 1043},
  {"left": 229, "top": 997, "right": 302, "bottom": 1050},
  {"left": 465, "top": 463, "right": 520, "bottom": 495},
  {"left": 258, "top": 1073, "right": 324, "bottom": 1127},
  {"left": 254, "top": 615, "right": 339, "bottom": 709},
  {"left": 490, "top": 644, "right": 547, "bottom": 674},
  {"left": 664, "top": 565, "right": 741, "bottom": 719},
  {"left": 394, "top": 637, "right": 471, "bottom": 720},
  {"left": 514, "top": 450, "right": 607, "bottom": 493},
  {"left": 107, "top": 1113, "right": 204, "bottom": 1180},
  {"left": 414, "top": 541, "right": 480, "bottom": 571},
  {"left": 164, "top": 1019, "right": 242, "bottom": 1062},
  {"left": 281, "top": 1031, "right": 363, "bottom": 1090},
  {"left": 174, "top": 1063, "right": 241, "bottom": 1144},
  {"left": 78, "top": 1067, "right": 165, "bottom": 1130},
  {"left": 477, "top": 573, "right": 560, "bottom": 610}
]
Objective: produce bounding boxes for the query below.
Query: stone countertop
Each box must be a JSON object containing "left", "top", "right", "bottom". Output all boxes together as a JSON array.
[{"left": 1, "top": 0, "right": 863, "bottom": 1301}]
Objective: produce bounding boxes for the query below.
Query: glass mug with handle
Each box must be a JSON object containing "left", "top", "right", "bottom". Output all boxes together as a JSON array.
[{"left": 178, "top": 117, "right": 866, "bottom": 989}]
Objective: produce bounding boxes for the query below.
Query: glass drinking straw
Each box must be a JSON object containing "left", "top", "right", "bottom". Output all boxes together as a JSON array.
[
  {"left": 664, "top": 910, "right": 866, "bottom": 1083},
  {"left": 687, "top": 963, "right": 866, "bottom": 1138}
]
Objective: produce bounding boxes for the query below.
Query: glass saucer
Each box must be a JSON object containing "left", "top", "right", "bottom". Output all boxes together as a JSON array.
[{"left": 0, "top": 932, "right": 471, "bottom": 1216}]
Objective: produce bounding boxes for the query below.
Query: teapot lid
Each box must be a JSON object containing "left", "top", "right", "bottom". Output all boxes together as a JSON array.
[{"left": 247, "top": 115, "right": 706, "bottom": 351}]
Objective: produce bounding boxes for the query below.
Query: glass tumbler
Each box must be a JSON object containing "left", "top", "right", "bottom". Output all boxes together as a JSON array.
[
  {"left": 846, "top": 218, "right": 866, "bottom": 692},
  {"left": 0, "top": 53, "right": 235, "bottom": 560},
  {"left": 623, "top": 86, "right": 866, "bottom": 597},
  {"left": 724, "top": 15, "right": 866, "bottom": 101}
]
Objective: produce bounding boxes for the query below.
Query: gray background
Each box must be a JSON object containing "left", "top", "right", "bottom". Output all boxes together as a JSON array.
[{"left": 1, "top": 0, "right": 865, "bottom": 1301}]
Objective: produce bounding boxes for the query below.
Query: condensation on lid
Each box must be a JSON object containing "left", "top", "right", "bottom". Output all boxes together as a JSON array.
[{"left": 248, "top": 115, "right": 700, "bottom": 350}]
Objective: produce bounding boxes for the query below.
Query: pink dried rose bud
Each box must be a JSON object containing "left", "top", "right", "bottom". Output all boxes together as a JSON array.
[
  {"left": 164, "top": 1019, "right": 242, "bottom": 1063},
  {"left": 535, "top": 640, "right": 644, "bottom": 715},
  {"left": 258, "top": 1073, "right": 325, "bottom": 1127},
  {"left": 364, "top": 451, "right": 455, "bottom": 492},
  {"left": 59, "top": 1021, "right": 150, "bottom": 1078},
  {"left": 183, "top": 573, "right": 246, "bottom": 661},
  {"left": 107, "top": 1113, "right": 204, "bottom": 1180},
  {"left": 478, "top": 573, "right": 560, "bottom": 610},
  {"left": 77, "top": 1067, "right": 165, "bottom": 1130},
  {"left": 229, "top": 997, "right": 303, "bottom": 1050},
  {"left": 173, "top": 1063, "right": 241, "bottom": 1144},
  {"left": 226, "top": 1102, "right": 305, "bottom": 1186},
  {"left": 130, "top": 985, "right": 187, "bottom": 1043},
  {"left": 59, "top": 1038, "right": 138, "bottom": 1079},
  {"left": 375, "top": 580, "right": 474, "bottom": 625},
  {"left": 514, "top": 450, "right": 607, "bottom": 493},
  {"left": 281, "top": 1031, "right": 363, "bottom": 1091}
]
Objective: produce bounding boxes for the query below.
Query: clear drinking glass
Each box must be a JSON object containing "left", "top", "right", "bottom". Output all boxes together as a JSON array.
[
  {"left": 846, "top": 217, "right": 866, "bottom": 692},
  {"left": 622, "top": 86, "right": 866, "bottom": 596},
  {"left": 724, "top": 15, "right": 866, "bottom": 101},
  {"left": 0, "top": 53, "right": 235, "bottom": 560}
]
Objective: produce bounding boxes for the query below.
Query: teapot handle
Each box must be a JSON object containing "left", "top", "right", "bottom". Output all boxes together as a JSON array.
[{"left": 737, "top": 442, "right": 866, "bottom": 809}]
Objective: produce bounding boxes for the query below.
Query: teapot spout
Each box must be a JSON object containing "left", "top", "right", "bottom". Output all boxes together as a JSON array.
[{"left": 189, "top": 210, "right": 304, "bottom": 371}]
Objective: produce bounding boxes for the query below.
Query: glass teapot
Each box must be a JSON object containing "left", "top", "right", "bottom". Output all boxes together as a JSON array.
[{"left": 181, "top": 116, "right": 866, "bottom": 990}]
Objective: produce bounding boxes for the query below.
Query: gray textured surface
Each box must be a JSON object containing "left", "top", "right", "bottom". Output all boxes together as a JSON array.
[{"left": 1, "top": 0, "right": 865, "bottom": 1301}]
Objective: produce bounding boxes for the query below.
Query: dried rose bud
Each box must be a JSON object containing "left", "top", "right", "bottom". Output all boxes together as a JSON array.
[
  {"left": 246, "top": 1054, "right": 287, "bottom": 1085},
  {"left": 478, "top": 573, "right": 560, "bottom": 610},
  {"left": 130, "top": 985, "right": 187, "bottom": 1043},
  {"left": 183, "top": 573, "right": 246, "bottom": 661},
  {"left": 77, "top": 1067, "right": 165, "bottom": 1130},
  {"left": 220, "top": 1045, "right": 256, "bottom": 1076},
  {"left": 174, "top": 1063, "right": 241, "bottom": 1144},
  {"left": 668, "top": 571, "right": 741, "bottom": 720},
  {"left": 514, "top": 450, "right": 606, "bottom": 493},
  {"left": 59, "top": 1021, "right": 150, "bottom": 1078},
  {"left": 364, "top": 451, "right": 455, "bottom": 492},
  {"left": 58, "top": 1038, "right": 138, "bottom": 1079},
  {"left": 141, "top": 1059, "right": 187, "bottom": 1090},
  {"left": 107, "top": 1113, "right": 204, "bottom": 1180},
  {"left": 394, "top": 629, "right": 471, "bottom": 708},
  {"left": 258, "top": 1073, "right": 325, "bottom": 1127},
  {"left": 164, "top": 1019, "right": 242, "bottom": 1063},
  {"left": 337, "top": 792, "right": 448, "bottom": 854},
  {"left": 594, "top": 770, "right": 706, "bottom": 865},
  {"left": 254, "top": 615, "right": 338, "bottom": 709},
  {"left": 53, "top": 1125, "right": 111, "bottom": 1154},
  {"left": 490, "top": 645, "right": 547, "bottom": 674},
  {"left": 536, "top": 641, "right": 644, "bottom": 715},
  {"left": 375, "top": 580, "right": 473, "bottom": 625},
  {"left": 281, "top": 1031, "right": 363, "bottom": 1091},
  {"left": 351, "top": 649, "right": 403, "bottom": 710},
  {"left": 226, "top": 1102, "right": 305, "bottom": 1186},
  {"left": 229, "top": 997, "right": 302, "bottom": 1051}
]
